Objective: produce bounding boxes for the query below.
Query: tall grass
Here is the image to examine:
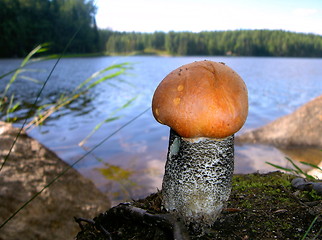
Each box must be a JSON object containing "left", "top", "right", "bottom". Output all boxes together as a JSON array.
[
  {"left": 0, "top": 44, "right": 51, "bottom": 121},
  {"left": 0, "top": 28, "right": 81, "bottom": 174},
  {"left": 0, "top": 42, "right": 149, "bottom": 230},
  {"left": 24, "top": 61, "right": 133, "bottom": 130}
]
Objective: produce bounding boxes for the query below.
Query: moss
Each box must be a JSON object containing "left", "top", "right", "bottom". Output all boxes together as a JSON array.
[
  {"left": 76, "top": 172, "right": 322, "bottom": 240},
  {"left": 232, "top": 171, "right": 293, "bottom": 191}
]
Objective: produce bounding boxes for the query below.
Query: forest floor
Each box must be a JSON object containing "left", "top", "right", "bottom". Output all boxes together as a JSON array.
[{"left": 76, "top": 172, "right": 322, "bottom": 240}]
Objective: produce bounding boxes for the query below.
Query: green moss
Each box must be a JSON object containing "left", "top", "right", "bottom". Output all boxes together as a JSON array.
[
  {"left": 229, "top": 172, "right": 296, "bottom": 211},
  {"left": 210, "top": 172, "right": 321, "bottom": 239},
  {"left": 232, "top": 172, "right": 292, "bottom": 190},
  {"left": 76, "top": 172, "right": 322, "bottom": 240}
]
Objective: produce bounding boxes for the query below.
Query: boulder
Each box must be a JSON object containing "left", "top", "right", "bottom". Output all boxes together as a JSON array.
[
  {"left": 0, "top": 121, "right": 110, "bottom": 240},
  {"left": 236, "top": 95, "right": 322, "bottom": 148}
]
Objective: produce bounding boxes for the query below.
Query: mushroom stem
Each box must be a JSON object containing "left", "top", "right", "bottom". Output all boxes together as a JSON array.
[{"left": 162, "top": 129, "right": 234, "bottom": 233}]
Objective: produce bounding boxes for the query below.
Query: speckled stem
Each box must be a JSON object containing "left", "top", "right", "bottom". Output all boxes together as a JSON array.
[{"left": 162, "top": 129, "right": 234, "bottom": 232}]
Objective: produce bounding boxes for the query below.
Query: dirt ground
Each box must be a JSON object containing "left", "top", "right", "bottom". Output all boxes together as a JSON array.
[{"left": 76, "top": 172, "right": 322, "bottom": 240}]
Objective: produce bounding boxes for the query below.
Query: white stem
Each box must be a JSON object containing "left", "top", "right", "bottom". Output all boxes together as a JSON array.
[{"left": 162, "top": 129, "right": 234, "bottom": 233}]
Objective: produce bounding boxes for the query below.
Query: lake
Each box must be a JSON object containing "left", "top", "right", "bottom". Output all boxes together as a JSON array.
[{"left": 1, "top": 56, "right": 322, "bottom": 205}]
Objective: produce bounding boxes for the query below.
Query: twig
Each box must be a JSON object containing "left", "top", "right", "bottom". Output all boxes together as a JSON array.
[
  {"left": 74, "top": 217, "right": 112, "bottom": 240},
  {"left": 74, "top": 217, "right": 95, "bottom": 230}
]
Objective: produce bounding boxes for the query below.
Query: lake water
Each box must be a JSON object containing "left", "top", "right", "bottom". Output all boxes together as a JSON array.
[{"left": 1, "top": 56, "right": 322, "bottom": 205}]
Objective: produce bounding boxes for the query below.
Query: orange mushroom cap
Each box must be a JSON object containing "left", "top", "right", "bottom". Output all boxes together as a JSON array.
[{"left": 152, "top": 60, "right": 248, "bottom": 139}]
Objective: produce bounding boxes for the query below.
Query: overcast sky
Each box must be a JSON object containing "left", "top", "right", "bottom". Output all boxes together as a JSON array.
[{"left": 95, "top": 0, "right": 322, "bottom": 35}]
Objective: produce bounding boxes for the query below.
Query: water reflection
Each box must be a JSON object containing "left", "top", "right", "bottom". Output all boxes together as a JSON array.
[
  {"left": 82, "top": 128, "right": 322, "bottom": 206},
  {"left": 278, "top": 147, "right": 322, "bottom": 166},
  {"left": 79, "top": 152, "right": 165, "bottom": 206},
  {"left": 80, "top": 138, "right": 322, "bottom": 206},
  {"left": 278, "top": 147, "right": 322, "bottom": 179},
  {"left": 2, "top": 56, "right": 322, "bottom": 206},
  {"left": 234, "top": 144, "right": 286, "bottom": 173},
  {"left": 235, "top": 143, "right": 322, "bottom": 178}
]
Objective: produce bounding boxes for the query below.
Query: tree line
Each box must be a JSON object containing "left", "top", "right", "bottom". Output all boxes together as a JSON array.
[
  {"left": 0, "top": 0, "right": 99, "bottom": 57},
  {"left": 101, "top": 30, "right": 322, "bottom": 57},
  {"left": 1, "top": 0, "right": 322, "bottom": 58}
]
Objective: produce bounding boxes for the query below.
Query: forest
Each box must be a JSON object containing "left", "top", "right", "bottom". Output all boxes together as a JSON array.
[
  {"left": 0, "top": 0, "right": 99, "bottom": 57},
  {"left": 102, "top": 30, "right": 322, "bottom": 57},
  {"left": 1, "top": 0, "right": 322, "bottom": 58}
]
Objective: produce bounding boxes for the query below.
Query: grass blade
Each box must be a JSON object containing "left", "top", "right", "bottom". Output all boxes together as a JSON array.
[
  {"left": 6, "top": 95, "right": 20, "bottom": 122},
  {"left": 0, "top": 107, "right": 150, "bottom": 229},
  {"left": 1, "top": 44, "right": 46, "bottom": 108},
  {"left": 79, "top": 96, "right": 138, "bottom": 147},
  {"left": 284, "top": 157, "right": 316, "bottom": 179},
  {"left": 267, "top": 157, "right": 317, "bottom": 180},
  {"left": 286, "top": 157, "right": 306, "bottom": 175},
  {"left": 21, "top": 45, "right": 43, "bottom": 66},
  {"left": 109, "top": 96, "right": 138, "bottom": 116},
  {"left": 266, "top": 161, "right": 298, "bottom": 174},
  {"left": 78, "top": 116, "right": 121, "bottom": 147},
  {"left": 75, "top": 62, "right": 132, "bottom": 91},
  {"left": 0, "top": 28, "right": 80, "bottom": 172},
  {"left": 19, "top": 75, "right": 43, "bottom": 84},
  {"left": 0, "top": 68, "right": 21, "bottom": 80},
  {"left": 301, "top": 215, "right": 320, "bottom": 240},
  {"left": 300, "top": 161, "right": 322, "bottom": 171},
  {"left": 86, "top": 68, "right": 126, "bottom": 90}
]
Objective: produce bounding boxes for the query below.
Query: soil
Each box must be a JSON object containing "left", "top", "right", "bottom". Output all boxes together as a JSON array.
[{"left": 76, "top": 172, "right": 322, "bottom": 240}]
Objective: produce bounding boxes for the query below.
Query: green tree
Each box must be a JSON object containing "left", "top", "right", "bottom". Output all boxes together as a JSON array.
[
  {"left": 0, "top": 0, "right": 99, "bottom": 57},
  {"left": 151, "top": 31, "right": 166, "bottom": 50}
]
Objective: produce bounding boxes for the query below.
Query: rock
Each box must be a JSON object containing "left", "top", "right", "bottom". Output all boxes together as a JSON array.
[
  {"left": 236, "top": 95, "right": 322, "bottom": 148},
  {"left": 291, "top": 177, "right": 322, "bottom": 195},
  {"left": 0, "top": 121, "right": 110, "bottom": 240},
  {"left": 291, "top": 178, "right": 313, "bottom": 191}
]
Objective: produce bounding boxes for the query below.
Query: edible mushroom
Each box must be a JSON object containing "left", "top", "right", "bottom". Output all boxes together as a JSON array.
[{"left": 152, "top": 60, "right": 248, "bottom": 233}]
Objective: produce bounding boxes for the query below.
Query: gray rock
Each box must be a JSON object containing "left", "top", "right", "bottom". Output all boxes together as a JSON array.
[
  {"left": 312, "top": 182, "right": 322, "bottom": 195},
  {"left": 0, "top": 121, "right": 110, "bottom": 240},
  {"left": 291, "top": 178, "right": 312, "bottom": 191},
  {"left": 291, "top": 177, "right": 322, "bottom": 195},
  {"left": 236, "top": 95, "right": 322, "bottom": 148}
]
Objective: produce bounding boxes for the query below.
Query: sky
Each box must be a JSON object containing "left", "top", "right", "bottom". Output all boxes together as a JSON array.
[{"left": 95, "top": 0, "right": 322, "bottom": 35}]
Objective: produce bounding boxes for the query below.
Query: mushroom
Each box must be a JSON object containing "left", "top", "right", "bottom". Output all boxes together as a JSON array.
[{"left": 152, "top": 60, "right": 248, "bottom": 233}]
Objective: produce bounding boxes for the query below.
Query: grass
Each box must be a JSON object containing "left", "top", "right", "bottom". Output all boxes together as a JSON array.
[
  {"left": 266, "top": 156, "right": 322, "bottom": 239},
  {"left": 0, "top": 42, "right": 149, "bottom": 231},
  {"left": 2, "top": 28, "right": 320, "bottom": 240},
  {"left": 76, "top": 172, "right": 322, "bottom": 240},
  {"left": 24, "top": 61, "right": 133, "bottom": 130},
  {"left": 0, "top": 44, "right": 51, "bottom": 121},
  {"left": 266, "top": 156, "right": 322, "bottom": 180}
]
